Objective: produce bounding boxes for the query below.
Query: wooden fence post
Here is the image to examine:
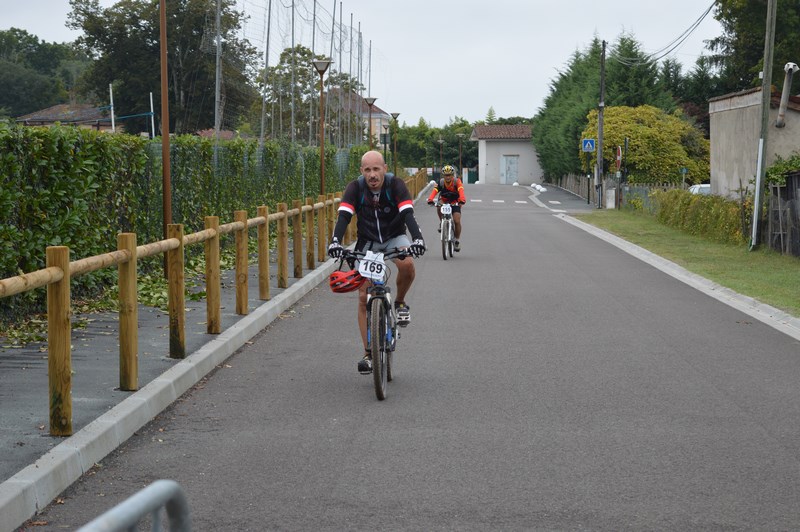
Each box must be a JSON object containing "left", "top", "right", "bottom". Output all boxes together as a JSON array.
[
  {"left": 204, "top": 216, "right": 221, "bottom": 334},
  {"left": 118, "top": 233, "right": 138, "bottom": 391},
  {"left": 277, "top": 202, "right": 289, "bottom": 288},
  {"left": 317, "top": 194, "right": 326, "bottom": 261},
  {"left": 327, "top": 193, "right": 335, "bottom": 244},
  {"left": 235, "top": 210, "right": 248, "bottom": 315},
  {"left": 46, "top": 246, "right": 72, "bottom": 436},
  {"left": 167, "top": 224, "right": 186, "bottom": 359},
  {"left": 292, "top": 199, "right": 303, "bottom": 278},
  {"left": 257, "top": 205, "right": 270, "bottom": 300},
  {"left": 305, "top": 197, "right": 315, "bottom": 270}
]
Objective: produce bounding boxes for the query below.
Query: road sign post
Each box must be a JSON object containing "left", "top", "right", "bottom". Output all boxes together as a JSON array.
[{"left": 582, "top": 139, "right": 596, "bottom": 205}]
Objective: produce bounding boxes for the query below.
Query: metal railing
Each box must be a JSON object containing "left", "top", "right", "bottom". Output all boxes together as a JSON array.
[{"left": 77, "top": 479, "right": 190, "bottom": 532}]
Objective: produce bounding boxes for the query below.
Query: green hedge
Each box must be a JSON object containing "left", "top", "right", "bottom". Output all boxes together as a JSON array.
[
  {"left": 0, "top": 121, "right": 366, "bottom": 319},
  {"left": 650, "top": 188, "right": 750, "bottom": 245}
]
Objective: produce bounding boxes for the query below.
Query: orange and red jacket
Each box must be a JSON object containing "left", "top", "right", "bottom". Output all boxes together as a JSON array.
[{"left": 427, "top": 177, "right": 466, "bottom": 205}]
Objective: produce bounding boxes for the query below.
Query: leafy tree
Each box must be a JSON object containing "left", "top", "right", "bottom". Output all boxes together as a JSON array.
[
  {"left": 0, "top": 60, "right": 66, "bottom": 116},
  {"left": 0, "top": 28, "right": 89, "bottom": 116},
  {"left": 260, "top": 45, "right": 317, "bottom": 141},
  {"left": 484, "top": 106, "right": 497, "bottom": 124},
  {"left": 492, "top": 116, "right": 532, "bottom": 125},
  {"left": 580, "top": 105, "right": 709, "bottom": 184},
  {"left": 709, "top": 0, "right": 800, "bottom": 95},
  {"left": 68, "top": 0, "right": 260, "bottom": 134}
]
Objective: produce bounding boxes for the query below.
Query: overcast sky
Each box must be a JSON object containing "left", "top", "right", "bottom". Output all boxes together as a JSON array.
[{"left": 4, "top": 0, "right": 723, "bottom": 127}]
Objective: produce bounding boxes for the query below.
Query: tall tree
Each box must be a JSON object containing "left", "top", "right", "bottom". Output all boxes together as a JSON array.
[
  {"left": 709, "top": 0, "right": 800, "bottom": 95},
  {"left": 606, "top": 34, "right": 676, "bottom": 112},
  {"left": 533, "top": 40, "right": 602, "bottom": 179},
  {"left": 0, "top": 28, "right": 88, "bottom": 116},
  {"left": 68, "top": 0, "right": 259, "bottom": 134}
]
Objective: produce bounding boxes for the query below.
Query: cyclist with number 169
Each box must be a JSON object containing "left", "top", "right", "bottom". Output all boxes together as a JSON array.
[
  {"left": 327, "top": 150, "right": 426, "bottom": 375},
  {"left": 427, "top": 164, "right": 466, "bottom": 252}
]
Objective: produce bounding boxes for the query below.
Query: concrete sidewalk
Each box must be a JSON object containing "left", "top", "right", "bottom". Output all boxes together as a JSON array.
[{"left": 0, "top": 255, "right": 338, "bottom": 532}]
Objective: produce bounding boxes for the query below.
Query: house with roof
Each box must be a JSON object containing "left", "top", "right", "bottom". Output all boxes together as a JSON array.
[
  {"left": 469, "top": 124, "right": 540, "bottom": 185},
  {"left": 15, "top": 103, "right": 117, "bottom": 132},
  {"left": 709, "top": 87, "right": 800, "bottom": 197}
]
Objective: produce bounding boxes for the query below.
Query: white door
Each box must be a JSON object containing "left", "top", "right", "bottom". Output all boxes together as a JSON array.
[{"left": 501, "top": 155, "right": 519, "bottom": 185}]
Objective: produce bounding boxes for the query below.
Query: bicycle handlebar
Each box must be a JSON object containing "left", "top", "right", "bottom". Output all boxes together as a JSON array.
[{"left": 341, "top": 247, "right": 415, "bottom": 262}]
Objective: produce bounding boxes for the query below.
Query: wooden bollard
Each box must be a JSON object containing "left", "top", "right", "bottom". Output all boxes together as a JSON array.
[
  {"left": 204, "top": 216, "right": 221, "bottom": 333},
  {"left": 292, "top": 199, "right": 303, "bottom": 278},
  {"left": 46, "top": 246, "right": 72, "bottom": 436},
  {"left": 167, "top": 224, "right": 186, "bottom": 359},
  {"left": 235, "top": 210, "right": 248, "bottom": 315},
  {"left": 305, "top": 197, "right": 315, "bottom": 270},
  {"left": 118, "top": 233, "right": 138, "bottom": 391},
  {"left": 327, "top": 193, "right": 335, "bottom": 244},
  {"left": 317, "top": 194, "right": 326, "bottom": 262},
  {"left": 277, "top": 203, "right": 289, "bottom": 288},
  {"left": 257, "top": 206, "right": 270, "bottom": 300}
]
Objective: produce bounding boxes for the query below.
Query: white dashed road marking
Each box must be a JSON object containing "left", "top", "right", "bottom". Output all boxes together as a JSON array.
[{"left": 492, "top": 200, "right": 504, "bottom": 203}]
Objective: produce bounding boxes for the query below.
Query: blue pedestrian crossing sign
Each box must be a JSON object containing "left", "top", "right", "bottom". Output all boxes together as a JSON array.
[{"left": 582, "top": 139, "right": 596, "bottom": 152}]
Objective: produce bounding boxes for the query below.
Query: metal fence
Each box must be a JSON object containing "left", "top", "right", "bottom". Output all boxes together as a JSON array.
[{"left": 768, "top": 183, "right": 800, "bottom": 257}]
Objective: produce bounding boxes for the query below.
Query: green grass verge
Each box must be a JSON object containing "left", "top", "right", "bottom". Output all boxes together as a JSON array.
[{"left": 574, "top": 209, "right": 800, "bottom": 318}]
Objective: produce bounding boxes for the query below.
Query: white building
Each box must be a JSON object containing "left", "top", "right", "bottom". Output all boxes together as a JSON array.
[{"left": 469, "top": 124, "right": 541, "bottom": 185}]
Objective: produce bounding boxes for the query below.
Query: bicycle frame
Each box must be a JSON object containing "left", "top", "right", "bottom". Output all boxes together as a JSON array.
[{"left": 437, "top": 201, "right": 455, "bottom": 260}]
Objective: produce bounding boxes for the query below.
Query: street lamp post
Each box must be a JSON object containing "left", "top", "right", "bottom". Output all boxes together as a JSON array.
[
  {"left": 382, "top": 124, "right": 389, "bottom": 160},
  {"left": 456, "top": 132, "right": 465, "bottom": 177},
  {"left": 364, "top": 97, "right": 377, "bottom": 149},
  {"left": 312, "top": 59, "right": 332, "bottom": 194},
  {"left": 390, "top": 112, "right": 400, "bottom": 175},
  {"left": 437, "top": 137, "right": 444, "bottom": 171}
]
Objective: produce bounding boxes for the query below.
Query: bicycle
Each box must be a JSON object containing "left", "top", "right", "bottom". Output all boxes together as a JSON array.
[
  {"left": 435, "top": 200, "right": 456, "bottom": 260},
  {"left": 336, "top": 248, "right": 413, "bottom": 400}
]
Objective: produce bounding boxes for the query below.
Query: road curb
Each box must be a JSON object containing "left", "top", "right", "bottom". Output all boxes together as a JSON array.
[{"left": 0, "top": 260, "right": 338, "bottom": 532}]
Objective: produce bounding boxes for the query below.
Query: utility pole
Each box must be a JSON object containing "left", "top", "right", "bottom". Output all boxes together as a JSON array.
[
  {"left": 596, "top": 40, "right": 606, "bottom": 209},
  {"left": 750, "top": 0, "right": 778, "bottom": 250}
]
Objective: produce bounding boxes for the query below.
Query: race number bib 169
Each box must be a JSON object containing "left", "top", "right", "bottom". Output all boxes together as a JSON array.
[{"left": 358, "top": 250, "right": 386, "bottom": 281}]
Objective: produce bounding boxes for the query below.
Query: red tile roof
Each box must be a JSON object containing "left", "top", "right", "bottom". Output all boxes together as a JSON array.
[{"left": 471, "top": 124, "right": 532, "bottom": 140}]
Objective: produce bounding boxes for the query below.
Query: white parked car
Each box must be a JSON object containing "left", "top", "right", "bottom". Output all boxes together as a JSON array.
[{"left": 688, "top": 184, "right": 711, "bottom": 195}]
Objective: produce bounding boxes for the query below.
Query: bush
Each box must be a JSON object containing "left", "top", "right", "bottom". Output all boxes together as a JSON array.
[{"left": 651, "top": 188, "right": 748, "bottom": 245}]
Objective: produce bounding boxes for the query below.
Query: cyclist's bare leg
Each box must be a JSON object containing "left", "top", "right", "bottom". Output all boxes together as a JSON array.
[
  {"left": 357, "top": 283, "right": 369, "bottom": 350},
  {"left": 393, "top": 256, "right": 415, "bottom": 303},
  {"left": 454, "top": 211, "right": 462, "bottom": 239}
]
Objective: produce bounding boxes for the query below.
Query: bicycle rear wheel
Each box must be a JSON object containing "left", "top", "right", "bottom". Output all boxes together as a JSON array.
[{"left": 369, "top": 298, "right": 388, "bottom": 400}]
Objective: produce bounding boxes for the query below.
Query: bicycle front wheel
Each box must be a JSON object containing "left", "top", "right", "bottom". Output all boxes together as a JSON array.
[
  {"left": 369, "top": 298, "right": 388, "bottom": 400},
  {"left": 441, "top": 219, "right": 449, "bottom": 261},
  {"left": 448, "top": 225, "right": 454, "bottom": 257}
]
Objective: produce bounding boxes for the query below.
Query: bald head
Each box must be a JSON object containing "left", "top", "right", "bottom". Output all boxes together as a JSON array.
[{"left": 360, "top": 150, "right": 388, "bottom": 192}]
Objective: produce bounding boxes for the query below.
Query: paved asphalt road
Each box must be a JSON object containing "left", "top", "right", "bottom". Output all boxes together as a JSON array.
[{"left": 11, "top": 184, "right": 800, "bottom": 530}]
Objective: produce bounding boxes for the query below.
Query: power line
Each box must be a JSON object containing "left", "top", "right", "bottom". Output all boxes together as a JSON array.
[{"left": 611, "top": 0, "right": 716, "bottom": 67}]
